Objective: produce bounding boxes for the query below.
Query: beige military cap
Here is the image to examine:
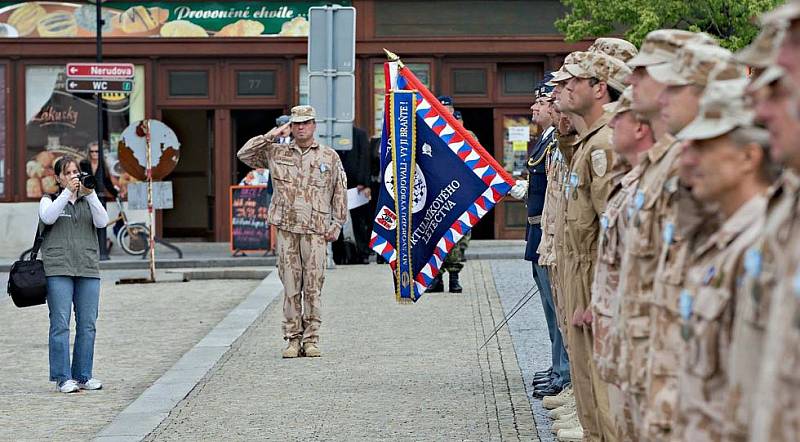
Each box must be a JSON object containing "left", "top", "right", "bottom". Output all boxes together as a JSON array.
[
  {"left": 647, "top": 43, "right": 745, "bottom": 87},
  {"left": 736, "top": 22, "right": 787, "bottom": 68},
  {"left": 609, "top": 86, "right": 634, "bottom": 115},
  {"left": 549, "top": 51, "right": 582, "bottom": 84},
  {"left": 676, "top": 79, "right": 756, "bottom": 140},
  {"left": 564, "top": 51, "right": 632, "bottom": 92},
  {"left": 761, "top": 0, "right": 800, "bottom": 24},
  {"left": 748, "top": 65, "right": 785, "bottom": 93},
  {"left": 627, "top": 29, "right": 717, "bottom": 68},
  {"left": 290, "top": 105, "right": 316, "bottom": 123},
  {"left": 588, "top": 37, "right": 638, "bottom": 62}
]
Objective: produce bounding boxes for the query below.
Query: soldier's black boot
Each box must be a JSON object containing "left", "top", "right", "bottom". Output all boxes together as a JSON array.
[
  {"left": 449, "top": 272, "right": 463, "bottom": 293},
  {"left": 426, "top": 274, "right": 444, "bottom": 293}
]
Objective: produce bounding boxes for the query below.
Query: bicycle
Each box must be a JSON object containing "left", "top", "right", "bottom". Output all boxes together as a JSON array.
[{"left": 108, "top": 195, "right": 150, "bottom": 256}]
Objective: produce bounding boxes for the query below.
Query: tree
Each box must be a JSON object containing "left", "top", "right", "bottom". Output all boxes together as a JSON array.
[{"left": 556, "top": 0, "right": 785, "bottom": 51}]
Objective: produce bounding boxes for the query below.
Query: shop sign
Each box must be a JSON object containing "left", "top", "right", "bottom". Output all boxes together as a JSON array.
[{"left": 0, "top": 1, "right": 350, "bottom": 38}]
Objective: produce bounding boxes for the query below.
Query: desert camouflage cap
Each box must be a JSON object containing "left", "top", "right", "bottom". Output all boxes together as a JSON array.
[
  {"left": 647, "top": 43, "right": 745, "bottom": 87},
  {"left": 761, "top": 0, "right": 800, "bottom": 24},
  {"left": 735, "top": 21, "right": 787, "bottom": 68},
  {"left": 588, "top": 37, "right": 638, "bottom": 63},
  {"left": 608, "top": 86, "right": 633, "bottom": 115},
  {"left": 549, "top": 51, "right": 582, "bottom": 84},
  {"left": 748, "top": 65, "right": 785, "bottom": 93},
  {"left": 290, "top": 105, "right": 316, "bottom": 123},
  {"left": 676, "top": 79, "right": 756, "bottom": 140},
  {"left": 627, "top": 29, "right": 718, "bottom": 68},
  {"left": 564, "top": 51, "right": 632, "bottom": 92}
]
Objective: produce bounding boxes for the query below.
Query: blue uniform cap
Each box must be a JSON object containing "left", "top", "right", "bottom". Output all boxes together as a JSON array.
[
  {"left": 437, "top": 95, "right": 453, "bottom": 106},
  {"left": 453, "top": 110, "right": 462, "bottom": 120},
  {"left": 534, "top": 72, "right": 555, "bottom": 99},
  {"left": 276, "top": 115, "right": 290, "bottom": 126}
]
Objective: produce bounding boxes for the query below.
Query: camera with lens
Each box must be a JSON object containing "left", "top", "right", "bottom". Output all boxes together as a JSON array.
[{"left": 78, "top": 172, "right": 96, "bottom": 190}]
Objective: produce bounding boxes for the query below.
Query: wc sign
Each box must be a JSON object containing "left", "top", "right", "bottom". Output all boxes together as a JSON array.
[{"left": 65, "top": 63, "right": 135, "bottom": 94}]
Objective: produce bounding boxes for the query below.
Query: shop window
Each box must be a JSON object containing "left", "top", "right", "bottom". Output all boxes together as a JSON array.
[
  {"left": 169, "top": 71, "right": 208, "bottom": 97},
  {"left": 236, "top": 70, "right": 276, "bottom": 97},
  {"left": 0, "top": 65, "right": 5, "bottom": 198},
  {"left": 372, "top": 62, "right": 430, "bottom": 137},
  {"left": 24, "top": 65, "right": 145, "bottom": 199},
  {"left": 502, "top": 114, "right": 535, "bottom": 176},
  {"left": 452, "top": 68, "right": 486, "bottom": 95},
  {"left": 299, "top": 64, "right": 309, "bottom": 105},
  {"left": 503, "top": 70, "right": 536, "bottom": 95}
]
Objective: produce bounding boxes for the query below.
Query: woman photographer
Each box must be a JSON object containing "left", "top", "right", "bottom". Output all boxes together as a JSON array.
[{"left": 39, "top": 155, "right": 109, "bottom": 393}]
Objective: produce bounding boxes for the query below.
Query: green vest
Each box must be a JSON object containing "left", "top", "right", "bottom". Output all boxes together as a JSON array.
[{"left": 41, "top": 197, "right": 100, "bottom": 278}]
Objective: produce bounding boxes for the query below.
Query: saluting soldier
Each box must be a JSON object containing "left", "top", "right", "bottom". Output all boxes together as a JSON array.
[{"left": 237, "top": 105, "right": 347, "bottom": 359}]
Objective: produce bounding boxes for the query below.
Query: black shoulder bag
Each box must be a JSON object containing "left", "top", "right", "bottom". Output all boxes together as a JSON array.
[{"left": 7, "top": 224, "right": 52, "bottom": 308}]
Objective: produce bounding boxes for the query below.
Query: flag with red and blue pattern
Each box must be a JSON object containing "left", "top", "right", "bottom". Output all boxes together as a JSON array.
[{"left": 370, "top": 61, "right": 515, "bottom": 302}]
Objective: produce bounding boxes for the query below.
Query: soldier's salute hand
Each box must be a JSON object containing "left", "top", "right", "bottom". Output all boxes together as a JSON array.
[{"left": 266, "top": 123, "right": 291, "bottom": 139}]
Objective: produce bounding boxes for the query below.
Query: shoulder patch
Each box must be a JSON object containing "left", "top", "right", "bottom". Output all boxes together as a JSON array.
[{"left": 590, "top": 149, "right": 608, "bottom": 177}]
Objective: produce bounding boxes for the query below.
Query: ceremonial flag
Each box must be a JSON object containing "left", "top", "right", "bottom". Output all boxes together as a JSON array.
[{"left": 371, "top": 55, "right": 515, "bottom": 302}]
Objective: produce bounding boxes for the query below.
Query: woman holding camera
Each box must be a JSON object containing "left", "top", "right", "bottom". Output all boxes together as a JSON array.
[{"left": 39, "top": 155, "right": 109, "bottom": 393}]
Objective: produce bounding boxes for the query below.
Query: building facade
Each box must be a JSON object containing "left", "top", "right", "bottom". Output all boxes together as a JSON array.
[{"left": 0, "top": 0, "right": 588, "bottom": 253}]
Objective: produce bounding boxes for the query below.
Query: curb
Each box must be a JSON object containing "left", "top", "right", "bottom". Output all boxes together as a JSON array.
[
  {"left": 0, "top": 257, "right": 277, "bottom": 273},
  {"left": 93, "top": 270, "right": 283, "bottom": 441}
]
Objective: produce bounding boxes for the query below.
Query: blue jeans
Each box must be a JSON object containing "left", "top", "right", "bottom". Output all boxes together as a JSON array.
[
  {"left": 47, "top": 276, "right": 100, "bottom": 384},
  {"left": 532, "top": 262, "right": 570, "bottom": 387}
]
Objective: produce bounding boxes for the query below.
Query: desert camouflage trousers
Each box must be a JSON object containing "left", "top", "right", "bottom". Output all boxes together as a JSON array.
[
  {"left": 442, "top": 233, "right": 470, "bottom": 273},
  {"left": 276, "top": 228, "right": 326, "bottom": 344}
]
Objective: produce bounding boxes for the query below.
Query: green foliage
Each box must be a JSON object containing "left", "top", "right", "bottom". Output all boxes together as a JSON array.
[{"left": 556, "top": 0, "right": 785, "bottom": 50}]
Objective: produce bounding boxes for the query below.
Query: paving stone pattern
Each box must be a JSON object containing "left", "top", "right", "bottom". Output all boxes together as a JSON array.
[
  {"left": 491, "top": 259, "right": 558, "bottom": 442},
  {"left": 0, "top": 271, "right": 258, "bottom": 442},
  {"left": 147, "top": 262, "right": 537, "bottom": 441}
]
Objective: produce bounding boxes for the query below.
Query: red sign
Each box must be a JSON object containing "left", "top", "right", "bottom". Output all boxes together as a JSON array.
[{"left": 66, "top": 63, "right": 135, "bottom": 79}]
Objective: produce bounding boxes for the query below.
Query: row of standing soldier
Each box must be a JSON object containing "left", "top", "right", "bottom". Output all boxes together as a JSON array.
[{"left": 510, "top": 2, "right": 800, "bottom": 441}]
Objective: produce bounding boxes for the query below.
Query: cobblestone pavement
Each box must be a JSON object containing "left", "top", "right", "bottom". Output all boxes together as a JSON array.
[
  {"left": 147, "top": 261, "right": 537, "bottom": 441},
  {"left": 0, "top": 270, "right": 259, "bottom": 442},
  {"left": 490, "top": 260, "right": 557, "bottom": 442}
]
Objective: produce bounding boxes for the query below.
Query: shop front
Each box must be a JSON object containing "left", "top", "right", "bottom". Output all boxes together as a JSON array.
[{"left": 0, "top": 0, "right": 588, "bottom": 254}]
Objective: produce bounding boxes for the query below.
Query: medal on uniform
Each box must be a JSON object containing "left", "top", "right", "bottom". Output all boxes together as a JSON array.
[
  {"left": 703, "top": 266, "right": 717, "bottom": 286},
  {"left": 570, "top": 173, "right": 579, "bottom": 200},
  {"left": 599, "top": 215, "right": 609, "bottom": 249},
  {"left": 745, "top": 247, "right": 763, "bottom": 304},
  {"left": 662, "top": 222, "right": 675, "bottom": 246},
  {"left": 680, "top": 289, "right": 694, "bottom": 340},
  {"left": 633, "top": 190, "right": 645, "bottom": 227},
  {"left": 793, "top": 269, "right": 800, "bottom": 328}
]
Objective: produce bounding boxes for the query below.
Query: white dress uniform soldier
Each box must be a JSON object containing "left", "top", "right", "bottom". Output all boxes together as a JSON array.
[{"left": 238, "top": 105, "right": 347, "bottom": 359}]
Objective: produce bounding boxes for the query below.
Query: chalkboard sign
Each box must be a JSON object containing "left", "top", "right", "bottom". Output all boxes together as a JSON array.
[{"left": 230, "top": 185, "right": 271, "bottom": 253}]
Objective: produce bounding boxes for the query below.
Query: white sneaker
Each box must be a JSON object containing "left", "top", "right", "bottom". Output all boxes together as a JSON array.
[
  {"left": 78, "top": 379, "right": 103, "bottom": 390},
  {"left": 57, "top": 379, "right": 79, "bottom": 393}
]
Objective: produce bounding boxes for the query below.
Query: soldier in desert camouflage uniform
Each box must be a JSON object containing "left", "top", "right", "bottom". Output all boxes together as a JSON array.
[
  {"left": 238, "top": 105, "right": 347, "bottom": 359},
  {"left": 617, "top": 29, "right": 717, "bottom": 440},
  {"left": 591, "top": 87, "right": 654, "bottom": 442},
  {"left": 672, "top": 80, "right": 778, "bottom": 442}
]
